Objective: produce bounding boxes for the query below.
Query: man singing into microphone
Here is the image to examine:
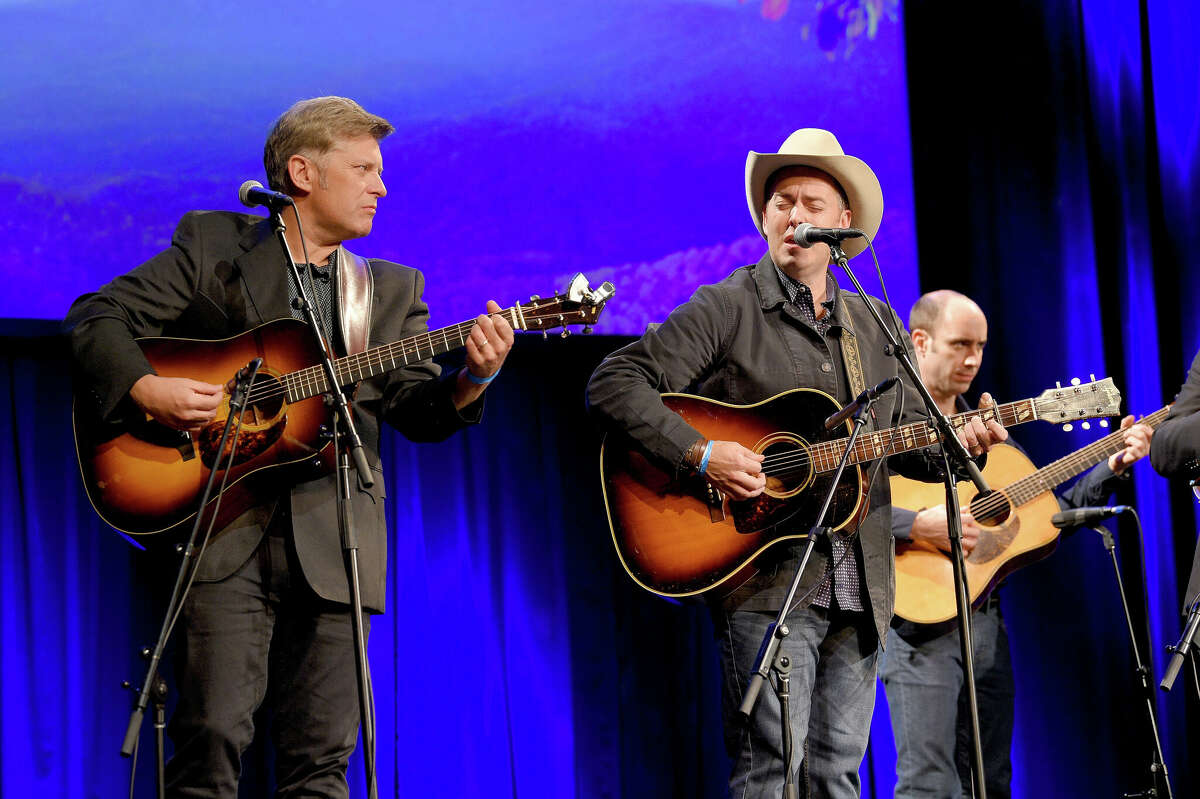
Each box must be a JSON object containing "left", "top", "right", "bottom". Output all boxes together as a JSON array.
[
  {"left": 64, "top": 96, "right": 512, "bottom": 796},
  {"left": 587, "top": 129, "right": 1008, "bottom": 798}
]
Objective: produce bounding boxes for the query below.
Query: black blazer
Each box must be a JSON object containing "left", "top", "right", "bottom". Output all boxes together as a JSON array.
[
  {"left": 1150, "top": 349, "right": 1200, "bottom": 612},
  {"left": 65, "top": 210, "right": 479, "bottom": 612}
]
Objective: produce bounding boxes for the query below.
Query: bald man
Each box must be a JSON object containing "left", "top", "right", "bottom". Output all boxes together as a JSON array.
[{"left": 878, "top": 291, "right": 1153, "bottom": 799}]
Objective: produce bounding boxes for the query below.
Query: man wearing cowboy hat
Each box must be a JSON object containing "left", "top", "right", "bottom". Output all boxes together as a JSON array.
[{"left": 587, "top": 130, "right": 1007, "bottom": 796}]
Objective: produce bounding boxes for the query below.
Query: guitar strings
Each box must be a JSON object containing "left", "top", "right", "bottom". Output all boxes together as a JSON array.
[
  {"left": 899, "top": 412, "right": 1163, "bottom": 522},
  {"left": 752, "top": 397, "right": 1061, "bottom": 477},
  {"left": 235, "top": 309, "right": 576, "bottom": 406}
]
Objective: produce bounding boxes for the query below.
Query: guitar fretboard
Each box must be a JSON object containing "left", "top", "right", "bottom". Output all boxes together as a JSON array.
[
  {"left": 277, "top": 303, "right": 547, "bottom": 402},
  {"left": 805, "top": 399, "right": 1038, "bottom": 474},
  {"left": 1000, "top": 406, "right": 1171, "bottom": 506}
]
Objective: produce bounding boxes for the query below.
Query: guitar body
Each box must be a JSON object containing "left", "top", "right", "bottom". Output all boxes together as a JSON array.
[
  {"left": 601, "top": 388, "right": 864, "bottom": 598},
  {"left": 74, "top": 319, "right": 336, "bottom": 535},
  {"left": 72, "top": 275, "right": 617, "bottom": 536},
  {"left": 892, "top": 443, "right": 1061, "bottom": 624}
]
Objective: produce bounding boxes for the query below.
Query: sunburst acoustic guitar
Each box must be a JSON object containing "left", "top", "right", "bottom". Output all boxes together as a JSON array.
[
  {"left": 891, "top": 405, "right": 1170, "bottom": 624},
  {"left": 601, "top": 378, "right": 1123, "bottom": 599},
  {"left": 75, "top": 274, "right": 615, "bottom": 536}
]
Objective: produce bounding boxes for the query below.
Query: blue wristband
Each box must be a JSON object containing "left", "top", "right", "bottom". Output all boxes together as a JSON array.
[
  {"left": 465, "top": 368, "right": 499, "bottom": 385},
  {"left": 698, "top": 440, "right": 714, "bottom": 475}
]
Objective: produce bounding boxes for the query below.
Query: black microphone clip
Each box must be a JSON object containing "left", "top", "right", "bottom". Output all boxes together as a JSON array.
[
  {"left": 824, "top": 376, "right": 899, "bottom": 432},
  {"left": 229, "top": 357, "right": 264, "bottom": 410}
]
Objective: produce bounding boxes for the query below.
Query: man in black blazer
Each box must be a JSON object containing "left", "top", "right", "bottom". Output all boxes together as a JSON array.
[
  {"left": 1150, "top": 349, "right": 1200, "bottom": 616},
  {"left": 65, "top": 96, "right": 512, "bottom": 796}
]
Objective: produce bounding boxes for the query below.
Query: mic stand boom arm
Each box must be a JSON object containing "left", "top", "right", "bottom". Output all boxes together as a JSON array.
[{"left": 829, "top": 243, "right": 992, "bottom": 799}]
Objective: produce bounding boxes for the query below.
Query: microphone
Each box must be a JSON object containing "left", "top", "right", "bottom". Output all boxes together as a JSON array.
[
  {"left": 229, "top": 357, "right": 264, "bottom": 409},
  {"left": 1161, "top": 596, "right": 1200, "bottom": 692},
  {"left": 824, "top": 376, "right": 899, "bottom": 432},
  {"left": 792, "top": 222, "right": 865, "bottom": 248},
  {"left": 239, "top": 180, "right": 294, "bottom": 211},
  {"left": 1049, "top": 505, "right": 1131, "bottom": 528}
]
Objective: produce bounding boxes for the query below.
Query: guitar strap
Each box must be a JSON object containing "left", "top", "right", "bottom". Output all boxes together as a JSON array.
[
  {"left": 837, "top": 292, "right": 868, "bottom": 400},
  {"left": 337, "top": 246, "right": 374, "bottom": 356}
]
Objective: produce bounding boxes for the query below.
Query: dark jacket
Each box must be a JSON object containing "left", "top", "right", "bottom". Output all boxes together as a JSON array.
[
  {"left": 587, "top": 254, "right": 947, "bottom": 643},
  {"left": 1150, "top": 348, "right": 1200, "bottom": 611},
  {"left": 65, "top": 210, "right": 479, "bottom": 612},
  {"left": 1151, "top": 349, "right": 1200, "bottom": 480}
]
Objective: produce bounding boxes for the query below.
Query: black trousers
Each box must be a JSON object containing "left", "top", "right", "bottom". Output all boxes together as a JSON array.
[{"left": 166, "top": 516, "right": 369, "bottom": 798}]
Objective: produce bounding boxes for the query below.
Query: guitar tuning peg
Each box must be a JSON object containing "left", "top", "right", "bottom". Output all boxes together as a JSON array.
[
  {"left": 1062, "top": 423, "right": 1073, "bottom": 432},
  {"left": 1099, "top": 419, "right": 1109, "bottom": 428},
  {"left": 1056, "top": 381, "right": 1062, "bottom": 389},
  {"left": 1081, "top": 421, "right": 1091, "bottom": 430},
  {"left": 560, "top": 329, "right": 571, "bottom": 338},
  {"left": 530, "top": 294, "right": 540, "bottom": 301},
  {"left": 541, "top": 330, "right": 548, "bottom": 340},
  {"left": 583, "top": 326, "right": 593, "bottom": 335},
  {"left": 1090, "top": 373, "right": 1097, "bottom": 382},
  {"left": 1070, "top": 377, "right": 1081, "bottom": 386}
]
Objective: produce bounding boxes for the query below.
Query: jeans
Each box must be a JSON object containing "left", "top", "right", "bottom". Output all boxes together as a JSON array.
[
  {"left": 879, "top": 601, "right": 1014, "bottom": 799},
  {"left": 166, "top": 525, "right": 369, "bottom": 798},
  {"left": 719, "top": 606, "right": 880, "bottom": 799}
]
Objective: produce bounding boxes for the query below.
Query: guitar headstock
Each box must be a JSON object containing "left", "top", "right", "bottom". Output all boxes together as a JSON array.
[
  {"left": 1034, "top": 375, "right": 1122, "bottom": 431},
  {"left": 517, "top": 273, "right": 616, "bottom": 337}
]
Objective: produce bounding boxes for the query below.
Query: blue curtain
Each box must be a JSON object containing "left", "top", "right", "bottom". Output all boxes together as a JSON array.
[{"left": 884, "top": 0, "right": 1200, "bottom": 795}]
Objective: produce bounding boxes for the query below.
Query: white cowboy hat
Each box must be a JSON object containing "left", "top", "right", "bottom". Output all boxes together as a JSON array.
[{"left": 744, "top": 128, "right": 883, "bottom": 259}]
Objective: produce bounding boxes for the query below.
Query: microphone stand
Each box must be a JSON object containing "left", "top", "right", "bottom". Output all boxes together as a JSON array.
[
  {"left": 737, "top": 388, "right": 882, "bottom": 799},
  {"left": 829, "top": 243, "right": 993, "bottom": 799},
  {"left": 120, "top": 359, "right": 262, "bottom": 797},
  {"left": 269, "top": 207, "right": 378, "bottom": 799},
  {"left": 1090, "top": 521, "right": 1173, "bottom": 798}
]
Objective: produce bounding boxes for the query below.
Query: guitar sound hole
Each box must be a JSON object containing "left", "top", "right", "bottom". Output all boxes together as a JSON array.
[
  {"left": 969, "top": 490, "right": 1011, "bottom": 527},
  {"left": 246, "top": 375, "right": 285, "bottom": 423},
  {"left": 760, "top": 436, "right": 812, "bottom": 498},
  {"left": 197, "top": 374, "right": 289, "bottom": 469}
]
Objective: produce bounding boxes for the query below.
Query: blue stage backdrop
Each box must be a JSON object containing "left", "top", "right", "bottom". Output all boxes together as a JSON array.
[{"left": 0, "top": 0, "right": 920, "bottom": 332}]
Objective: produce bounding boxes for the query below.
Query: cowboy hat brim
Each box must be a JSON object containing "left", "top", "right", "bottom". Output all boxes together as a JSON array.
[{"left": 745, "top": 130, "right": 883, "bottom": 260}]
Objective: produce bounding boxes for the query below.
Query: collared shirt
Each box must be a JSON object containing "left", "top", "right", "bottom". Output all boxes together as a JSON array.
[
  {"left": 772, "top": 265, "right": 862, "bottom": 612},
  {"left": 774, "top": 266, "right": 837, "bottom": 337},
  {"left": 288, "top": 249, "right": 339, "bottom": 353}
]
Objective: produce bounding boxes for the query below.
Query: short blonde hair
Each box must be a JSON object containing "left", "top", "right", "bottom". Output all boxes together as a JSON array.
[{"left": 263, "top": 96, "right": 394, "bottom": 193}]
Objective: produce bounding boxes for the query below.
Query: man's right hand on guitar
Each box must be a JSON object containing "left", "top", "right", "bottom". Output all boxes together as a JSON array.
[
  {"left": 705, "top": 440, "right": 766, "bottom": 500},
  {"left": 910, "top": 504, "right": 981, "bottom": 555},
  {"left": 130, "top": 374, "right": 224, "bottom": 431}
]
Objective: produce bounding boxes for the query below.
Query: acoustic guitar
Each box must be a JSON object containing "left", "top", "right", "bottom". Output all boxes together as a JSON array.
[
  {"left": 75, "top": 274, "right": 614, "bottom": 536},
  {"left": 601, "top": 378, "right": 1122, "bottom": 599},
  {"left": 892, "top": 405, "right": 1170, "bottom": 624}
]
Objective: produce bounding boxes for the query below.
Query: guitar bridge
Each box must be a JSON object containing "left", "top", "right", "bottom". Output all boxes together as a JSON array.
[
  {"left": 705, "top": 482, "right": 726, "bottom": 523},
  {"left": 133, "top": 417, "right": 196, "bottom": 461}
]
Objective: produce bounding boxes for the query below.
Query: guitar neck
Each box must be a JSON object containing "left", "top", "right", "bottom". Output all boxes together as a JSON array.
[
  {"left": 807, "top": 398, "right": 1039, "bottom": 474},
  {"left": 281, "top": 306, "right": 524, "bottom": 402},
  {"left": 1002, "top": 406, "right": 1171, "bottom": 506}
]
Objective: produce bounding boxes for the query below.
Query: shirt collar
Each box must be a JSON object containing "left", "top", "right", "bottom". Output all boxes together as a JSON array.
[{"left": 756, "top": 254, "right": 840, "bottom": 321}]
